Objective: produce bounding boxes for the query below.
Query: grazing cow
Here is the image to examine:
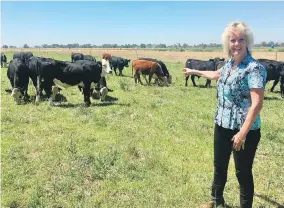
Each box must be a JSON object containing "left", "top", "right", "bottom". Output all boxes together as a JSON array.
[
  {"left": 84, "top": 55, "right": 96, "bottom": 62},
  {"left": 7, "top": 58, "right": 30, "bottom": 104},
  {"left": 132, "top": 59, "right": 165, "bottom": 85},
  {"left": 26, "top": 56, "right": 56, "bottom": 98},
  {"left": 75, "top": 60, "right": 112, "bottom": 100},
  {"left": 71, "top": 52, "right": 84, "bottom": 62},
  {"left": 34, "top": 58, "right": 112, "bottom": 106},
  {"left": 138, "top": 57, "right": 172, "bottom": 84},
  {"left": 1, "top": 53, "right": 7, "bottom": 67},
  {"left": 184, "top": 58, "right": 224, "bottom": 87},
  {"left": 109, "top": 56, "right": 131, "bottom": 76},
  {"left": 257, "top": 59, "right": 284, "bottom": 97}
]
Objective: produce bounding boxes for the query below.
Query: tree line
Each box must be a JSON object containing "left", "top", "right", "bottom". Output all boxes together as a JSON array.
[{"left": 2, "top": 41, "right": 284, "bottom": 49}]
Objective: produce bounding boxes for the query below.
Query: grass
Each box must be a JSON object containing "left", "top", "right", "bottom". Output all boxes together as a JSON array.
[{"left": 1, "top": 52, "right": 284, "bottom": 207}]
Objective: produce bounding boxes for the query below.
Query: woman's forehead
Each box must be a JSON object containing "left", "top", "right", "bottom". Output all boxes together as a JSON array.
[{"left": 229, "top": 30, "right": 245, "bottom": 39}]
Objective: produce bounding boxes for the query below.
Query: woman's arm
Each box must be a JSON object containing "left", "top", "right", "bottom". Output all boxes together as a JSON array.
[
  {"left": 232, "top": 88, "right": 265, "bottom": 151},
  {"left": 183, "top": 68, "right": 221, "bottom": 80}
]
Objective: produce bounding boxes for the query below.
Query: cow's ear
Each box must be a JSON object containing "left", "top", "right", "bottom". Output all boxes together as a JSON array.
[{"left": 269, "top": 63, "right": 275, "bottom": 69}]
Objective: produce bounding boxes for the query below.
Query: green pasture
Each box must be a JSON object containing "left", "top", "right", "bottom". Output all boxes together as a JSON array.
[{"left": 1, "top": 52, "right": 283, "bottom": 207}]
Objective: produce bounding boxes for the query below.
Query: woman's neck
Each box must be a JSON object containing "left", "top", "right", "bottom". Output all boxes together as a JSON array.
[{"left": 233, "top": 52, "right": 247, "bottom": 67}]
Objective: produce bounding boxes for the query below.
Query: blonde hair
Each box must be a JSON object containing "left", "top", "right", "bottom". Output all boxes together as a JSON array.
[{"left": 221, "top": 21, "right": 254, "bottom": 58}]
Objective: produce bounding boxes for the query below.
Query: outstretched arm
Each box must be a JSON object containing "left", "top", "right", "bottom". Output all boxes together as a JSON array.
[{"left": 183, "top": 68, "right": 221, "bottom": 80}]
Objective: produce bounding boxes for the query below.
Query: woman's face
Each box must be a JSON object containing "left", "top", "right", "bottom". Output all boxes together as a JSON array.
[{"left": 229, "top": 30, "right": 247, "bottom": 59}]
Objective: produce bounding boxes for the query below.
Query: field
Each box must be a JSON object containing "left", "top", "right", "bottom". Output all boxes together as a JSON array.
[{"left": 1, "top": 49, "right": 284, "bottom": 208}]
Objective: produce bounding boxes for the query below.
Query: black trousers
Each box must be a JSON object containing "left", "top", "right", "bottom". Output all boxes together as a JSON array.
[{"left": 211, "top": 124, "right": 261, "bottom": 208}]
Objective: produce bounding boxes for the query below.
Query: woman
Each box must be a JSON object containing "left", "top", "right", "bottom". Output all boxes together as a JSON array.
[{"left": 183, "top": 21, "right": 267, "bottom": 208}]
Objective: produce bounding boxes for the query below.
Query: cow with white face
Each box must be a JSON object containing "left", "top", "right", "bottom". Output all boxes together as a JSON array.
[{"left": 95, "top": 58, "right": 112, "bottom": 101}]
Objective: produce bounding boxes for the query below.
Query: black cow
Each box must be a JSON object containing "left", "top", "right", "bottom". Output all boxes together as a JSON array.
[
  {"left": 1, "top": 53, "right": 7, "bottom": 67},
  {"left": 139, "top": 57, "right": 172, "bottom": 84},
  {"left": 71, "top": 53, "right": 84, "bottom": 62},
  {"left": 83, "top": 55, "right": 96, "bottom": 62},
  {"left": 13, "top": 52, "right": 33, "bottom": 62},
  {"left": 26, "top": 56, "right": 56, "bottom": 99},
  {"left": 109, "top": 56, "right": 131, "bottom": 76},
  {"left": 35, "top": 58, "right": 111, "bottom": 106},
  {"left": 75, "top": 60, "right": 110, "bottom": 101},
  {"left": 257, "top": 59, "right": 284, "bottom": 97},
  {"left": 7, "top": 58, "right": 30, "bottom": 104},
  {"left": 184, "top": 58, "right": 224, "bottom": 87}
]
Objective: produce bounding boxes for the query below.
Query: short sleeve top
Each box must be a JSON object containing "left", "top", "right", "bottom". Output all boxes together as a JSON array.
[{"left": 214, "top": 54, "right": 267, "bottom": 130}]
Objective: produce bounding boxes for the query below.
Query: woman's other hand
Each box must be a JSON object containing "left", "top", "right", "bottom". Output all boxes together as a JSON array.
[{"left": 232, "top": 132, "right": 246, "bottom": 151}]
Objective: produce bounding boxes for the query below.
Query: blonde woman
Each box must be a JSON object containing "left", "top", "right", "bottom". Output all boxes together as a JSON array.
[{"left": 183, "top": 21, "right": 267, "bottom": 208}]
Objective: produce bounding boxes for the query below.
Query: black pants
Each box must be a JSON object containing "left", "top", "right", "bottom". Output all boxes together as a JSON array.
[{"left": 211, "top": 124, "right": 261, "bottom": 208}]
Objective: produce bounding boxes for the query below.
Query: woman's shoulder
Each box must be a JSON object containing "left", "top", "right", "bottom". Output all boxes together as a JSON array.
[{"left": 247, "top": 56, "right": 266, "bottom": 72}]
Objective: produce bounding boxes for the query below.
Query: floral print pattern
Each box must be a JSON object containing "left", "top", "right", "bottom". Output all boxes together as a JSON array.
[{"left": 215, "top": 54, "right": 267, "bottom": 130}]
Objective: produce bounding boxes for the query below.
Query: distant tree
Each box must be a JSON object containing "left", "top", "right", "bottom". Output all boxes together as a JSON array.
[
  {"left": 156, "top": 43, "right": 167, "bottom": 48},
  {"left": 182, "top": 43, "right": 189, "bottom": 48},
  {"left": 23, "top": 44, "right": 29, "bottom": 48},
  {"left": 2, "top": 45, "right": 8, "bottom": 48},
  {"left": 51, "top": 44, "right": 59, "bottom": 48}
]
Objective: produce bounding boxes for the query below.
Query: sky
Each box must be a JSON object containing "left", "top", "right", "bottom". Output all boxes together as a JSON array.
[{"left": 1, "top": 1, "right": 284, "bottom": 47}]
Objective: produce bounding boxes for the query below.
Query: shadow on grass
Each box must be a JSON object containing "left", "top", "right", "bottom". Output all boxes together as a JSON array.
[
  {"left": 54, "top": 102, "right": 129, "bottom": 108},
  {"left": 255, "top": 192, "right": 284, "bottom": 208},
  {"left": 264, "top": 96, "right": 283, "bottom": 101}
]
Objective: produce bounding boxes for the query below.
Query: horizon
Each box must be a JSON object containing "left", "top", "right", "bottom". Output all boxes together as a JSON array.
[{"left": 1, "top": 1, "right": 284, "bottom": 48}]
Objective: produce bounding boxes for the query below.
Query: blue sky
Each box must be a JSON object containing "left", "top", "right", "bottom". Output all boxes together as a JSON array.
[{"left": 1, "top": 1, "right": 284, "bottom": 47}]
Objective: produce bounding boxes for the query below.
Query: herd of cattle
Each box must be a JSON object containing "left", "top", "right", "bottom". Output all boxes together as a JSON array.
[{"left": 0, "top": 51, "right": 283, "bottom": 106}]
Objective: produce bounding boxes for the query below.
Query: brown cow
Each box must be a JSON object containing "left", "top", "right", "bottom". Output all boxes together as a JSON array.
[
  {"left": 132, "top": 59, "right": 166, "bottom": 85},
  {"left": 103, "top": 53, "right": 112, "bottom": 60}
]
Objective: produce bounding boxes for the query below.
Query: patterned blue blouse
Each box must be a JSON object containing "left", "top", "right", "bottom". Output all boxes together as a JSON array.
[{"left": 214, "top": 53, "right": 267, "bottom": 130}]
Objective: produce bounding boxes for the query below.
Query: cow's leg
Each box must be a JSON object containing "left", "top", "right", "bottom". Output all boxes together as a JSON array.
[
  {"left": 49, "top": 85, "right": 59, "bottom": 105},
  {"left": 191, "top": 75, "right": 197, "bottom": 87},
  {"left": 35, "top": 76, "right": 42, "bottom": 103},
  {"left": 119, "top": 66, "right": 123, "bottom": 76},
  {"left": 23, "top": 84, "right": 30, "bottom": 102},
  {"left": 142, "top": 74, "right": 148, "bottom": 84},
  {"left": 148, "top": 71, "right": 154, "bottom": 85},
  {"left": 205, "top": 79, "right": 212, "bottom": 88},
  {"left": 280, "top": 76, "right": 284, "bottom": 98},
  {"left": 114, "top": 66, "right": 118, "bottom": 76},
  {"left": 134, "top": 71, "right": 139, "bottom": 84},
  {"left": 270, "top": 79, "right": 279, "bottom": 92},
  {"left": 185, "top": 76, "right": 189, "bottom": 86},
  {"left": 100, "top": 87, "right": 108, "bottom": 101},
  {"left": 82, "top": 82, "right": 91, "bottom": 107},
  {"left": 135, "top": 71, "right": 144, "bottom": 85}
]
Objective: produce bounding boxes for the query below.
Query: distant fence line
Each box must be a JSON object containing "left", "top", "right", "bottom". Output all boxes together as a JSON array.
[{"left": 1, "top": 48, "right": 283, "bottom": 62}]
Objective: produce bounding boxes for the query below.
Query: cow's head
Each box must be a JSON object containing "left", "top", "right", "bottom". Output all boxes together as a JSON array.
[
  {"left": 166, "top": 74, "right": 172, "bottom": 84},
  {"left": 101, "top": 59, "right": 112, "bottom": 77},
  {"left": 123, "top": 59, "right": 131, "bottom": 67},
  {"left": 12, "top": 88, "right": 23, "bottom": 105}
]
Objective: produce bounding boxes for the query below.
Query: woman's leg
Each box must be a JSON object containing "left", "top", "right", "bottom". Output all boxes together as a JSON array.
[
  {"left": 233, "top": 129, "right": 261, "bottom": 208},
  {"left": 211, "top": 124, "right": 236, "bottom": 205}
]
